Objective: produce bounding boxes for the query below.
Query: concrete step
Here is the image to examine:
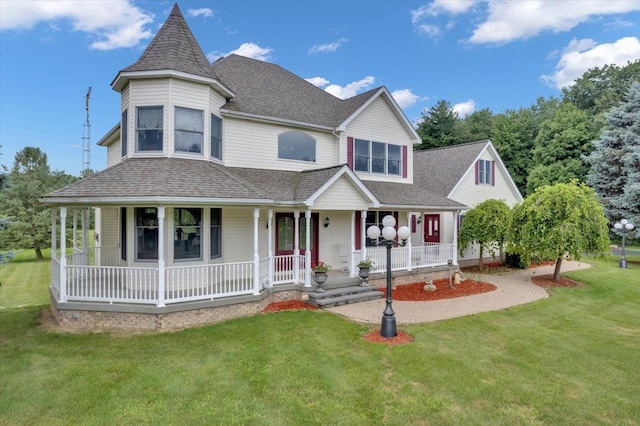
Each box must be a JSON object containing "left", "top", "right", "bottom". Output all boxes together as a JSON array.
[{"left": 308, "top": 285, "right": 382, "bottom": 308}]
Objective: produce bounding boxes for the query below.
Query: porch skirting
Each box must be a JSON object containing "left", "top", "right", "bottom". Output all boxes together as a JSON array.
[{"left": 49, "top": 285, "right": 305, "bottom": 333}]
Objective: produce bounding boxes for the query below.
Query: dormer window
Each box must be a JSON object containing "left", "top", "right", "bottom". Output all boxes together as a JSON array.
[
  {"left": 278, "top": 131, "right": 316, "bottom": 162},
  {"left": 354, "top": 138, "right": 402, "bottom": 176},
  {"left": 136, "top": 106, "right": 163, "bottom": 151},
  {"left": 175, "top": 106, "right": 203, "bottom": 154}
]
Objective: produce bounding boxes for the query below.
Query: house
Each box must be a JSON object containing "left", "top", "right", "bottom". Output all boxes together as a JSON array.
[
  {"left": 414, "top": 141, "right": 524, "bottom": 264},
  {"left": 42, "top": 4, "right": 519, "bottom": 332}
]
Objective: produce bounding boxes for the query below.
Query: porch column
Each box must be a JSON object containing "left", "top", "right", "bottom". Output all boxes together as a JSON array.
[
  {"left": 82, "top": 208, "right": 89, "bottom": 252},
  {"left": 304, "top": 209, "right": 312, "bottom": 287},
  {"left": 294, "top": 210, "right": 300, "bottom": 283},
  {"left": 350, "top": 211, "right": 356, "bottom": 275},
  {"left": 406, "top": 211, "right": 413, "bottom": 271},
  {"left": 360, "top": 210, "right": 367, "bottom": 261},
  {"left": 452, "top": 210, "right": 459, "bottom": 265},
  {"left": 59, "top": 207, "right": 67, "bottom": 302},
  {"left": 51, "top": 209, "right": 57, "bottom": 259},
  {"left": 157, "top": 207, "right": 165, "bottom": 307},
  {"left": 72, "top": 210, "right": 78, "bottom": 251},
  {"left": 268, "top": 209, "right": 273, "bottom": 286},
  {"left": 253, "top": 208, "right": 261, "bottom": 295}
]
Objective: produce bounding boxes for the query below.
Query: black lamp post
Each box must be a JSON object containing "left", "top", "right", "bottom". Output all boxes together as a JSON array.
[
  {"left": 367, "top": 215, "right": 411, "bottom": 338},
  {"left": 614, "top": 219, "right": 635, "bottom": 269}
]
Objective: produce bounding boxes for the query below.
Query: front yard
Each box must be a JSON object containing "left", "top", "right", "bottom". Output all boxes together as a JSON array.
[{"left": 0, "top": 253, "right": 639, "bottom": 424}]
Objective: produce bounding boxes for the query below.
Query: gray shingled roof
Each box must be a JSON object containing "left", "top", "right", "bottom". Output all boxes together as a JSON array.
[
  {"left": 413, "top": 140, "right": 489, "bottom": 198},
  {"left": 212, "top": 54, "right": 377, "bottom": 128},
  {"left": 363, "top": 181, "right": 464, "bottom": 209},
  {"left": 117, "top": 4, "right": 216, "bottom": 81}
]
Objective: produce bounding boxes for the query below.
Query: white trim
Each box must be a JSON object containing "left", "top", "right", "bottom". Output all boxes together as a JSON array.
[
  {"left": 220, "top": 109, "right": 335, "bottom": 132},
  {"left": 305, "top": 164, "right": 380, "bottom": 208},
  {"left": 112, "top": 70, "right": 234, "bottom": 98}
]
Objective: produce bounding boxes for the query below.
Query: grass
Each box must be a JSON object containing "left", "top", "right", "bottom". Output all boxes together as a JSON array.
[
  {"left": 0, "top": 253, "right": 639, "bottom": 424},
  {"left": 0, "top": 249, "right": 52, "bottom": 309}
]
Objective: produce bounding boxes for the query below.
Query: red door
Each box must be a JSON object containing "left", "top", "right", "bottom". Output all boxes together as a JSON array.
[
  {"left": 275, "top": 213, "right": 319, "bottom": 266},
  {"left": 423, "top": 214, "right": 440, "bottom": 244}
]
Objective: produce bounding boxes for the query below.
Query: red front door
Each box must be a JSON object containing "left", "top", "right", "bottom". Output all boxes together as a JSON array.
[
  {"left": 275, "top": 213, "right": 319, "bottom": 266},
  {"left": 423, "top": 214, "right": 440, "bottom": 244}
]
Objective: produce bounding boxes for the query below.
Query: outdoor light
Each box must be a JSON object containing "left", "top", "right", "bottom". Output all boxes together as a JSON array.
[
  {"left": 324, "top": 217, "right": 330, "bottom": 228},
  {"left": 366, "top": 215, "right": 411, "bottom": 338},
  {"left": 614, "top": 219, "right": 635, "bottom": 268}
]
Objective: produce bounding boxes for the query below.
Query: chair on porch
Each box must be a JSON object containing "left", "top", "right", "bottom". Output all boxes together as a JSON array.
[{"left": 338, "top": 243, "right": 350, "bottom": 271}]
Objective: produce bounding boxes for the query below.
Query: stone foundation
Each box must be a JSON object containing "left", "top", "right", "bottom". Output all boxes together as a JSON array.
[{"left": 50, "top": 289, "right": 303, "bottom": 333}]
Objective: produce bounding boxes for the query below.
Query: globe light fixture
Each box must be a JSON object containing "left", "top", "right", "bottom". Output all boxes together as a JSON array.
[
  {"left": 366, "top": 215, "right": 411, "bottom": 338},
  {"left": 614, "top": 219, "right": 635, "bottom": 268}
]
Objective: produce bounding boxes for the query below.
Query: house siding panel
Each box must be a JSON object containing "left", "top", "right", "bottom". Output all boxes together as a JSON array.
[
  {"left": 313, "top": 176, "right": 370, "bottom": 210},
  {"left": 224, "top": 117, "right": 338, "bottom": 171},
  {"left": 344, "top": 97, "right": 414, "bottom": 183},
  {"left": 106, "top": 142, "right": 121, "bottom": 167},
  {"left": 100, "top": 207, "right": 120, "bottom": 253}
]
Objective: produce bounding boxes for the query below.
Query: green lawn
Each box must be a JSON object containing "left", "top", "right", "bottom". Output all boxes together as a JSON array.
[{"left": 0, "top": 254, "right": 639, "bottom": 425}]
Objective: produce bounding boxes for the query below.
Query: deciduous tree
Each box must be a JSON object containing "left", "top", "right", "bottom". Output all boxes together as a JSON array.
[
  {"left": 458, "top": 199, "right": 511, "bottom": 269},
  {"left": 509, "top": 182, "right": 610, "bottom": 281}
]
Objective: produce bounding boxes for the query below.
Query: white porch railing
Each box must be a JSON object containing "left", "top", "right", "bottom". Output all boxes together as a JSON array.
[
  {"left": 54, "top": 244, "right": 453, "bottom": 306},
  {"left": 364, "top": 244, "right": 455, "bottom": 273}
]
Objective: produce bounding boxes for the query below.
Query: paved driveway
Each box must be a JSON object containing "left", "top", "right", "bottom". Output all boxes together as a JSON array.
[{"left": 326, "top": 261, "right": 592, "bottom": 324}]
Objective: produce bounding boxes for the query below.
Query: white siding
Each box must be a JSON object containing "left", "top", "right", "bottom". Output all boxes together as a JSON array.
[
  {"left": 344, "top": 97, "right": 415, "bottom": 184},
  {"left": 316, "top": 210, "right": 352, "bottom": 270},
  {"left": 224, "top": 117, "right": 338, "bottom": 170},
  {"left": 106, "top": 142, "right": 121, "bottom": 168},
  {"left": 313, "top": 176, "right": 371, "bottom": 210},
  {"left": 100, "top": 207, "right": 120, "bottom": 250},
  {"left": 129, "top": 79, "right": 170, "bottom": 156}
]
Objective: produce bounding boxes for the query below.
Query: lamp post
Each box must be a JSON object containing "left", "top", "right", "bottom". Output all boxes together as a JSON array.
[
  {"left": 614, "top": 219, "right": 635, "bottom": 268},
  {"left": 366, "top": 215, "right": 411, "bottom": 338}
]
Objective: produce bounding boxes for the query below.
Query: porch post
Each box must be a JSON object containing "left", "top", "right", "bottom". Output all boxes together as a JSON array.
[
  {"left": 82, "top": 208, "right": 89, "bottom": 251},
  {"left": 360, "top": 210, "right": 367, "bottom": 261},
  {"left": 268, "top": 209, "right": 273, "bottom": 286},
  {"left": 452, "top": 210, "right": 459, "bottom": 265},
  {"left": 51, "top": 209, "right": 57, "bottom": 259},
  {"left": 304, "top": 209, "right": 312, "bottom": 287},
  {"left": 59, "top": 207, "right": 67, "bottom": 302},
  {"left": 294, "top": 210, "right": 300, "bottom": 283},
  {"left": 406, "top": 211, "right": 413, "bottom": 271},
  {"left": 350, "top": 210, "right": 355, "bottom": 275},
  {"left": 157, "top": 207, "right": 165, "bottom": 307},
  {"left": 253, "top": 208, "right": 261, "bottom": 295},
  {"left": 72, "top": 210, "right": 78, "bottom": 251}
]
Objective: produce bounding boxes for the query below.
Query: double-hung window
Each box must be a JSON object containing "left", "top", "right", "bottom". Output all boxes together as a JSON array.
[
  {"left": 211, "top": 114, "right": 222, "bottom": 160},
  {"left": 477, "top": 159, "right": 494, "bottom": 185},
  {"left": 175, "top": 107, "right": 203, "bottom": 154},
  {"left": 174, "top": 208, "right": 202, "bottom": 260},
  {"left": 210, "top": 208, "right": 221, "bottom": 258},
  {"left": 121, "top": 110, "right": 128, "bottom": 157},
  {"left": 136, "top": 106, "right": 163, "bottom": 151},
  {"left": 135, "top": 208, "right": 158, "bottom": 260},
  {"left": 278, "top": 131, "right": 316, "bottom": 162},
  {"left": 354, "top": 139, "right": 401, "bottom": 176}
]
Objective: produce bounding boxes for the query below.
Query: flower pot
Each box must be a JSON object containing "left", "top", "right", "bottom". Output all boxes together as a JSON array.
[
  {"left": 358, "top": 266, "right": 370, "bottom": 286},
  {"left": 313, "top": 271, "right": 328, "bottom": 292}
]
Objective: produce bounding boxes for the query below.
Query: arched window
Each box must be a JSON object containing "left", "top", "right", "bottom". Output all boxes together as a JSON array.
[{"left": 278, "top": 131, "right": 316, "bottom": 162}]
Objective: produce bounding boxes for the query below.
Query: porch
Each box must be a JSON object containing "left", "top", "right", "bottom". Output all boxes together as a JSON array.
[{"left": 51, "top": 243, "right": 456, "bottom": 308}]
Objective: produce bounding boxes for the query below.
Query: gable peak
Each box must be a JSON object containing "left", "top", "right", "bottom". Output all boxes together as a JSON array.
[{"left": 170, "top": 3, "right": 183, "bottom": 17}]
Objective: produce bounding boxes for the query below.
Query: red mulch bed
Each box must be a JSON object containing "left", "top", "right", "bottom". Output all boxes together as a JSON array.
[
  {"left": 379, "top": 278, "right": 496, "bottom": 301},
  {"left": 362, "top": 329, "right": 414, "bottom": 345},
  {"left": 261, "top": 300, "right": 318, "bottom": 313},
  {"left": 531, "top": 274, "right": 585, "bottom": 288}
]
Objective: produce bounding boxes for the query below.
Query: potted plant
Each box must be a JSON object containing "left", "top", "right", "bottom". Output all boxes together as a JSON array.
[
  {"left": 312, "top": 261, "right": 330, "bottom": 291},
  {"left": 357, "top": 258, "right": 373, "bottom": 285}
]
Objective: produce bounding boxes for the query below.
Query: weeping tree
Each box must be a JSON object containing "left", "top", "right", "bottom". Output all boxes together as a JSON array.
[
  {"left": 509, "top": 181, "right": 610, "bottom": 281},
  {"left": 458, "top": 199, "right": 511, "bottom": 269}
]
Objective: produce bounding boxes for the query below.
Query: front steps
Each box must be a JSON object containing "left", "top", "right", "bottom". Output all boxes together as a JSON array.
[{"left": 308, "top": 285, "right": 383, "bottom": 308}]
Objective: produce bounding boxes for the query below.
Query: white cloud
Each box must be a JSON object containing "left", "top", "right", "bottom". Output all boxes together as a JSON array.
[
  {"left": 417, "top": 24, "right": 441, "bottom": 37},
  {"left": 411, "top": 0, "right": 477, "bottom": 23},
  {"left": 324, "top": 76, "right": 376, "bottom": 99},
  {"left": 306, "top": 77, "right": 331, "bottom": 87},
  {"left": 207, "top": 42, "right": 273, "bottom": 62},
  {"left": 391, "top": 89, "right": 420, "bottom": 109},
  {"left": 469, "top": 0, "right": 640, "bottom": 45},
  {"left": 309, "top": 38, "right": 348, "bottom": 54},
  {"left": 0, "top": 0, "right": 154, "bottom": 50},
  {"left": 452, "top": 99, "right": 476, "bottom": 118},
  {"left": 541, "top": 36, "right": 640, "bottom": 89},
  {"left": 188, "top": 8, "right": 214, "bottom": 18}
]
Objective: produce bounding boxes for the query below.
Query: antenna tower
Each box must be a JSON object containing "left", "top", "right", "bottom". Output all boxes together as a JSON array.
[{"left": 82, "top": 87, "right": 92, "bottom": 175}]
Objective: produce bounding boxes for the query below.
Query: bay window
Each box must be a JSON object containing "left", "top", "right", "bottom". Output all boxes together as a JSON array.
[
  {"left": 211, "top": 114, "right": 222, "bottom": 160},
  {"left": 136, "top": 106, "right": 163, "bottom": 151},
  {"left": 175, "top": 107, "right": 203, "bottom": 154}
]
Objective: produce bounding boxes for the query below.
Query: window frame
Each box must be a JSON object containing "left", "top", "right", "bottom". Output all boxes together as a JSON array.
[
  {"left": 477, "top": 159, "right": 493, "bottom": 185},
  {"left": 277, "top": 131, "right": 317, "bottom": 162},
  {"left": 136, "top": 106, "right": 164, "bottom": 152},
  {"left": 174, "top": 208, "right": 202, "bottom": 261},
  {"left": 135, "top": 207, "right": 158, "bottom": 261},
  {"left": 211, "top": 114, "right": 222, "bottom": 160},
  {"left": 121, "top": 109, "right": 128, "bottom": 157},
  {"left": 354, "top": 139, "right": 402, "bottom": 176},
  {"left": 174, "top": 106, "right": 204, "bottom": 154},
  {"left": 210, "top": 208, "right": 222, "bottom": 259}
]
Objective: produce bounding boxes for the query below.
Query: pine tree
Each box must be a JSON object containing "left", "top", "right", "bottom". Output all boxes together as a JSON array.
[{"left": 588, "top": 82, "right": 640, "bottom": 237}]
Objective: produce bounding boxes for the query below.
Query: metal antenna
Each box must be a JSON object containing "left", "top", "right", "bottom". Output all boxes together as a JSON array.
[{"left": 82, "top": 87, "right": 92, "bottom": 176}]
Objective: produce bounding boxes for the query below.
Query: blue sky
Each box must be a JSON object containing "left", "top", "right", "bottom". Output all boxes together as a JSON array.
[{"left": 1, "top": 0, "right": 639, "bottom": 176}]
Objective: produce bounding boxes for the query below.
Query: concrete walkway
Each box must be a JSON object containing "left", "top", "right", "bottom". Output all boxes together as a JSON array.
[{"left": 326, "top": 260, "right": 592, "bottom": 324}]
